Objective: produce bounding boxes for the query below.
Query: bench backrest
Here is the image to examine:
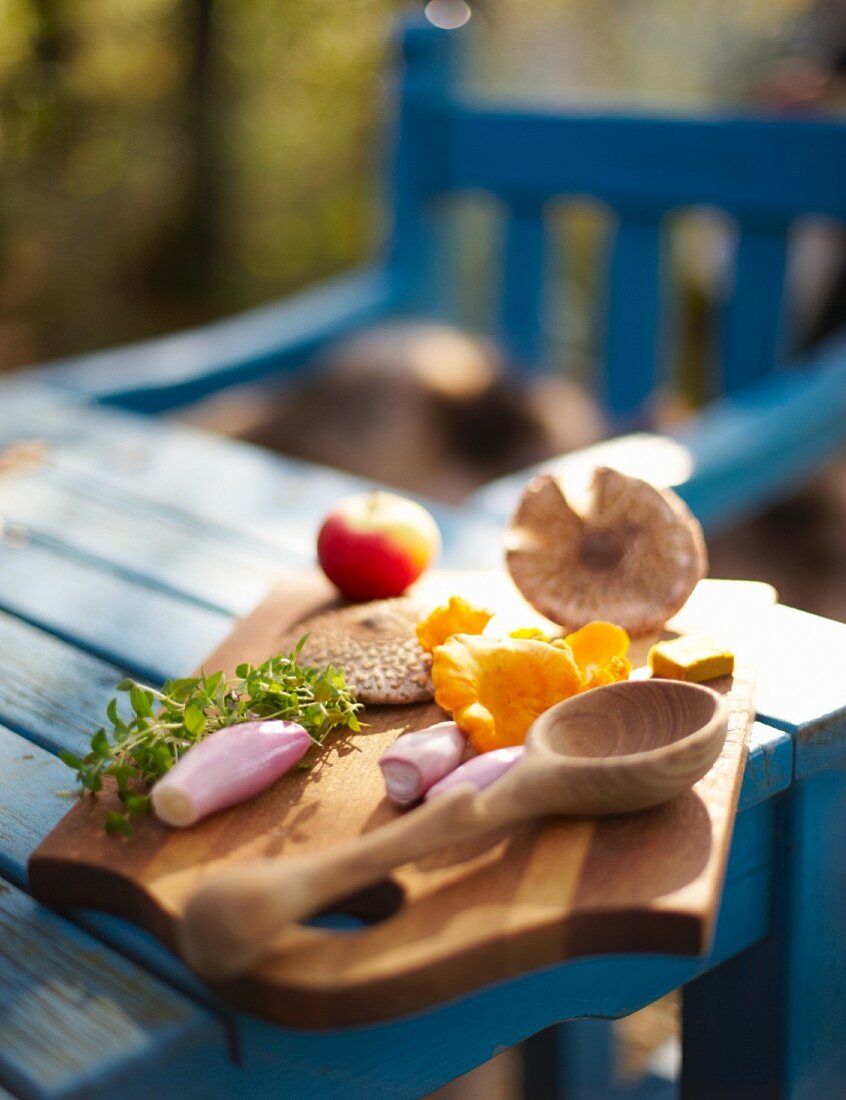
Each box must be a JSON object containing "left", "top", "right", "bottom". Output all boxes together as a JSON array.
[{"left": 387, "top": 18, "right": 846, "bottom": 419}]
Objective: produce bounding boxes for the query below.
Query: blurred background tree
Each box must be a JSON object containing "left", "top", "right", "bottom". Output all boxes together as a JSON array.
[
  {"left": 0, "top": 0, "right": 821, "bottom": 372},
  {"left": 0, "top": 0, "right": 401, "bottom": 369}
]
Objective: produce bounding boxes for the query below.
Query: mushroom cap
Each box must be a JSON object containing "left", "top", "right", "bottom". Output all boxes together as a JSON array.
[
  {"left": 279, "top": 597, "right": 433, "bottom": 705},
  {"left": 505, "top": 467, "right": 707, "bottom": 636}
]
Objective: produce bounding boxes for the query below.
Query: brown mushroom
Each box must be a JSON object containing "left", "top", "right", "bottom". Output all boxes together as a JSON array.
[
  {"left": 505, "top": 467, "right": 707, "bottom": 635},
  {"left": 279, "top": 598, "right": 433, "bottom": 705}
]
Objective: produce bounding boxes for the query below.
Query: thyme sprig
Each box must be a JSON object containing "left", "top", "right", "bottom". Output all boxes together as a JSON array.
[{"left": 59, "top": 639, "right": 362, "bottom": 834}]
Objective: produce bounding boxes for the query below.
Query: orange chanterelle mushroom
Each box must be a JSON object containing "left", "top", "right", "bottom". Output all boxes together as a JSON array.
[{"left": 505, "top": 467, "right": 707, "bottom": 636}]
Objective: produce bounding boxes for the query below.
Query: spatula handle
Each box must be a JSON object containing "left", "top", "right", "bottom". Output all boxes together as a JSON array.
[{"left": 179, "top": 785, "right": 504, "bottom": 978}]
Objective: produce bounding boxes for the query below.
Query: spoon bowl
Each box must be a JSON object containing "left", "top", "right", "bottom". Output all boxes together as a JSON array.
[{"left": 522, "top": 679, "right": 729, "bottom": 816}]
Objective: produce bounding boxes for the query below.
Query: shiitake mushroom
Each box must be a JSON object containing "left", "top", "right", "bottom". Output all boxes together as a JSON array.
[{"left": 505, "top": 467, "right": 707, "bottom": 636}]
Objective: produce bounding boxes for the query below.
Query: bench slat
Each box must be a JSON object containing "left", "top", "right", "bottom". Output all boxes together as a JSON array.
[
  {"left": 0, "top": 393, "right": 504, "bottom": 572},
  {"left": 0, "top": 875, "right": 228, "bottom": 1100},
  {"left": 499, "top": 201, "right": 547, "bottom": 369},
  {"left": 37, "top": 268, "right": 397, "bottom": 411},
  {"left": 0, "top": 612, "right": 130, "bottom": 757},
  {"left": 0, "top": 726, "right": 69, "bottom": 888},
  {"left": 0, "top": 396, "right": 367, "bottom": 556},
  {"left": 740, "top": 723, "right": 793, "bottom": 812},
  {"left": 603, "top": 212, "right": 663, "bottom": 419},
  {"left": 721, "top": 222, "right": 789, "bottom": 393},
  {"left": 445, "top": 107, "right": 846, "bottom": 221},
  {"left": 0, "top": 540, "right": 232, "bottom": 685},
  {"left": 0, "top": 470, "right": 287, "bottom": 617},
  {"left": 753, "top": 604, "right": 846, "bottom": 777}
]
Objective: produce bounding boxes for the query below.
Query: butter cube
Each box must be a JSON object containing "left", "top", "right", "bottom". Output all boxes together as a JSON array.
[{"left": 648, "top": 636, "right": 735, "bottom": 683}]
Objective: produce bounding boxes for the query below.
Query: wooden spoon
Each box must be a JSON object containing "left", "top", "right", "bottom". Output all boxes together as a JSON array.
[{"left": 179, "top": 679, "right": 728, "bottom": 978}]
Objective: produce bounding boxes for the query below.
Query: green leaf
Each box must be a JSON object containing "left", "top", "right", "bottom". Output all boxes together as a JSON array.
[
  {"left": 169, "top": 677, "right": 199, "bottom": 702},
  {"left": 58, "top": 749, "right": 82, "bottom": 771},
  {"left": 104, "top": 811, "right": 132, "bottom": 836},
  {"left": 120, "top": 792, "right": 151, "bottom": 816},
  {"left": 183, "top": 703, "right": 206, "bottom": 736},
  {"left": 116, "top": 679, "right": 135, "bottom": 691},
  {"left": 151, "top": 743, "right": 173, "bottom": 772},
  {"left": 130, "top": 686, "right": 154, "bottom": 718},
  {"left": 80, "top": 767, "right": 103, "bottom": 793},
  {"left": 90, "top": 728, "right": 110, "bottom": 758},
  {"left": 107, "top": 762, "right": 134, "bottom": 791},
  {"left": 204, "top": 670, "right": 224, "bottom": 695}
]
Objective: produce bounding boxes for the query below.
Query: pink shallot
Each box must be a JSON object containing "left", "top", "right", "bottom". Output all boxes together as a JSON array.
[
  {"left": 379, "top": 721, "right": 466, "bottom": 805},
  {"left": 151, "top": 720, "right": 311, "bottom": 827},
  {"left": 425, "top": 745, "right": 524, "bottom": 801}
]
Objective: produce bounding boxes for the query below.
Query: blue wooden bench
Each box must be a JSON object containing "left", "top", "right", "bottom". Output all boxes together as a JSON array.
[
  {"left": 29, "top": 17, "right": 846, "bottom": 537},
  {"left": 4, "top": 11, "right": 846, "bottom": 1098}
]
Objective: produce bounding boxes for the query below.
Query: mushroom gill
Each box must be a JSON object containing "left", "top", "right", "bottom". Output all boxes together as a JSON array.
[{"left": 505, "top": 467, "right": 707, "bottom": 635}]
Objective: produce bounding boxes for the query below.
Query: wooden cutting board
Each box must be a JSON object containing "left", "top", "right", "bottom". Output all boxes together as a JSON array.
[{"left": 29, "top": 570, "right": 771, "bottom": 1029}]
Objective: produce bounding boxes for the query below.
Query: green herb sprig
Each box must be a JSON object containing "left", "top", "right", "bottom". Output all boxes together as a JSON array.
[{"left": 60, "top": 639, "right": 362, "bottom": 835}]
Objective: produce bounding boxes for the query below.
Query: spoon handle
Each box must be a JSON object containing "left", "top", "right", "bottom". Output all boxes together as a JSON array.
[{"left": 179, "top": 784, "right": 518, "bottom": 978}]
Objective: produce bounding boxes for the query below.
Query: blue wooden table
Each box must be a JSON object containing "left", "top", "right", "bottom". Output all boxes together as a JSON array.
[{"left": 0, "top": 377, "right": 845, "bottom": 1099}]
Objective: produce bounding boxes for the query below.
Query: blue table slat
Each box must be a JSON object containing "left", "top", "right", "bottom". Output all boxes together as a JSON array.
[
  {"left": 0, "top": 875, "right": 230, "bottom": 1100},
  {"left": 739, "top": 722, "right": 793, "bottom": 812},
  {"left": 0, "top": 380, "right": 71, "bottom": 425},
  {"left": 754, "top": 604, "right": 846, "bottom": 777},
  {"left": 0, "top": 611, "right": 130, "bottom": 757},
  {"left": 0, "top": 469, "right": 288, "bottom": 616},
  {"left": 0, "top": 539, "right": 232, "bottom": 685},
  {"left": 0, "top": 394, "right": 368, "bottom": 554},
  {"left": 0, "top": 389, "right": 504, "bottom": 572},
  {"left": 0, "top": 726, "right": 69, "bottom": 889}
]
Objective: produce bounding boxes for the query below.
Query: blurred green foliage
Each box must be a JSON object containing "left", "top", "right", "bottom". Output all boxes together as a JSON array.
[
  {"left": 0, "top": 0, "right": 401, "bottom": 368},
  {"left": 0, "top": 0, "right": 816, "bottom": 371}
]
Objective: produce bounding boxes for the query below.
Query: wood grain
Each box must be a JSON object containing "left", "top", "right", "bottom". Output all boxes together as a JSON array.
[{"left": 28, "top": 571, "right": 765, "bottom": 1028}]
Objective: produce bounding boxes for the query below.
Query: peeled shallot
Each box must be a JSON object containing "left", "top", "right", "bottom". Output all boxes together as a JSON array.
[
  {"left": 379, "top": 721, "right": 465, "bottom": 806},
  {"left": 152, "top": 720, "right": 311, "bottom": 827}
]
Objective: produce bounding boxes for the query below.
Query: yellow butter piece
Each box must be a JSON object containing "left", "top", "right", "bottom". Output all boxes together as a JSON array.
[{"left": 648, "top": 635, "right": 735, "bottom": 683}]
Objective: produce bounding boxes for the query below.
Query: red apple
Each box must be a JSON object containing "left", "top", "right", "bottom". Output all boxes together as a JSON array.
[{"left": 316, "top": 491, "right": 441, "bottom": 601}]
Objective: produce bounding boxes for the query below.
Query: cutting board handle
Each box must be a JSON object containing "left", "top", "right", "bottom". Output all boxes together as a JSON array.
[{"left": 179, "top": 782, "right": 518, "bottom": 978}]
